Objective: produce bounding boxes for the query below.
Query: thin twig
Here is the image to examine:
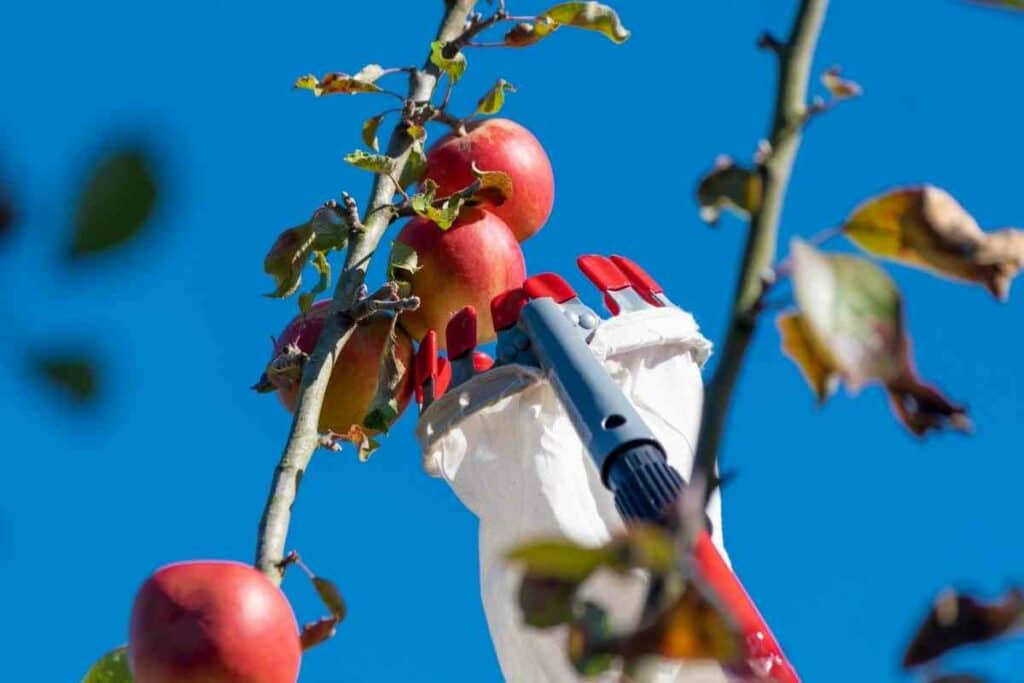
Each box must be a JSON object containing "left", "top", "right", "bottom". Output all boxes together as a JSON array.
[
  {"left": 254, "top": 0, "right": 481, "bottom": 584},
  {"left": 691, "top": 0, "right": 830, "bottom": 506}
]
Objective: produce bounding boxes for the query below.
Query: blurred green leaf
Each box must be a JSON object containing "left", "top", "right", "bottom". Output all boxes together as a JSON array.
[
  {"left": 968, "top": 0, "right": 1024, "bottom": 10},
  {"left": 518, "top": 575, "right": 579, "bottom": 628},
  {"left": 507, "top": 539, "right": 614, "bottom": 581},
  {"left": 82, "top": 646, "right": 132, "bottom": 683},
  {"left": 475, "top": 79, "right": 517, "bottom": 116},
  {"left": 0, "top": 185, "right": 14, "bottom": 241},
  {"left": 363, "top": 314, "right": 407, "bottom": 433},
  {"left": 410, "top": 179, "right": 465, "bottom": 230},
  {"left": 34, "top": 353, "right": 100, "bottom": 404},
  {"left": 567, "top": 602, "right": 615, "bottom": 676},
  {"left": 695, "top": 155, "right": 762, "bottom": 226},
  {"left": 429, "top": 41, "right": 467, "bottom": 83},
  {"left": 72, "top": 148, "right": 158, "bottom": 258}
]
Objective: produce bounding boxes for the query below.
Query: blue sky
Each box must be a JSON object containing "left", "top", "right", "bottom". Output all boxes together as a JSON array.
[{"left": 2, "top": 1, "right": 1022, "bottom": 681}]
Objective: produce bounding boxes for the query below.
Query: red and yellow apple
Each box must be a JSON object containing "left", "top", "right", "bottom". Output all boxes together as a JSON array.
[
  {"left": 272, "top": 302, "right": 414, "bottom": 433},
  {"left": 392, "top": 207, "right": 526, "bottom": 347},
  {"left": 128, "top": 560, "right": 301, "bottom": 683},
  {"left": 424, "top": 118, "right": 554, "bottom": 242}
]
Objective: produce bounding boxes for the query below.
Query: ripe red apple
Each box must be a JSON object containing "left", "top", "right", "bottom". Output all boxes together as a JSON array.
[
  {"left": 272, "top": 302, "right": 414, "bottom": 434},
  {"left": 424, "top": 118, "right": 554, "bottom": 242},
  {"left": 128, "top": 560, "right": 301, "bottom": 683},
  {"left": 393, "top": 207, "right": 526, "bottom": 348}
]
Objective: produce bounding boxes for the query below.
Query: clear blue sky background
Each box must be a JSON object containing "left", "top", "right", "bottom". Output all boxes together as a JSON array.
[{"left": 1, "top": 1, "right": 1022, "bottom": 681}]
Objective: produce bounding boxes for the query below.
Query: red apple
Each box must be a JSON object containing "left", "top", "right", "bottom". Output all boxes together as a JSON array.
[
  {"left": 272, "top": 302, "right": 414, "bottom": 434},
  {"left": 128, "top": 560, "right": 301, "bottom": 683},
  {"left": 424, "top": 118, "right": 554, "bottom": 242},
  {"left": 393, "top": 207, "right": 526, "bottom": 348}
]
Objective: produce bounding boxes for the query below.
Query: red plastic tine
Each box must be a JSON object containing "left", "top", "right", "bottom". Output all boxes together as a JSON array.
[
  {"left": 577, "top": 254, "right": 650, "bottom": 314},
  {"left": 446, "top": 306, "right": 478, "bottom": 360},
  {"left": 472, "top": 351, "right": 495, "bottom": 372},
  {"left": 491, "top": 287, "right": 530, "bottom": 332},
  {"left": 523, "top": 273, "right": 577, "bottom": 304},
  {"left": 693, "top": 532, "right": 800, "bottom": 682},
  {"left": 610, "top": 254, "right": 667, "bottom": 307},
  {"left": 577, "top": 254, "right": 631, "bottom": 291},
  {"left": 414, "top": 330, "right": 439, "bottom": 406}
]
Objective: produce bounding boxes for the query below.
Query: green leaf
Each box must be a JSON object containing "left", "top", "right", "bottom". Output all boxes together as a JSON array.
[
  {"left": 968, "top": 0, "right": 1024, "bottom": 10},
  {"left": 541, "top": 2, "right": 631, "bottom": 43},
  {"left": 518, "top": 575, "right": 579, "bottom": 628},
  {"left": 82, "top": 646, "right": 132, "bottom": 683},
  {"left": 567, "top": 602, "right": 615, "bottom": 676},
  {"left": 293, "top": 65, "right": 384, "bottom": 96},
  {"left": 506, "top": 538, "right": 614, "bottom": 581},
  {"left": 429, "top": 41, "right": 467, "bottom": 83},
  {"left": 299, "top": 251, "right": 331, "bottom": 314},
  {"left": 344, "top": 150, "right": 393, "bottom": 174},
  {"left": 475, "top": 79, "right": 517, "bottom": 116},
  {"left": 406, "top": 124, "right": 427, "bottom": 141},
  {"left": 387, "top": 241, "right": 421, "bottom": 281},
  {"left": 362, "top": 114, "right": 385, "bottom": 152},
  {"left": 409, "top": 179, "right": 465, "bottom": 230},
  {"left": 398, "top": 142, "right": 428, "bottom": 189},
  {"left": 72, "top": 148, "right": 158, "bottom": 258},
  {"left": 34, "top": 353, "right": 100, "bottom": 404}
]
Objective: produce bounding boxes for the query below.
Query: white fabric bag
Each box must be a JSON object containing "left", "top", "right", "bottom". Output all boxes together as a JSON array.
[{"left": 417, "top": 306, "right": 733, "bottom": 682}]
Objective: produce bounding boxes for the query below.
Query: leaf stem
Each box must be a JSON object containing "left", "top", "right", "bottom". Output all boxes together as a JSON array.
[
  {"left": 690, "top": 0, "right": 830, "bottom": 505},
  {"left": 254, "top": 0, "right": 481, "bottom": 584}
]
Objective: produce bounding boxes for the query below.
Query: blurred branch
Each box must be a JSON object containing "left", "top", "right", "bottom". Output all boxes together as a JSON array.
[
  {"left": 255, "top": 0, "right": 480, "bottom": 583},
  {"left": 691, "top": 0, "right": 829, "bottom": 502}
]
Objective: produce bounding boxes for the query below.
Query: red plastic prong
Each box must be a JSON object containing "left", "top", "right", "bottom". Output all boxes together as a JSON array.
[
  {"left": 611, "top": 255, "right": 664, "bottom": 305},
  {"left": 523, "top": 273, "right": 577, "bottom": 303},
  {"left": 603, "top": 292, "right": 620, "bottom": 316},
  {"left": 577, "top": 254, "right": 631, "bottom": 292},
  {"left": 472, "top": 351, "right": 495, "bottom": 373},
  {"left": 434, "top": 357, "right": 452, "bottom": 397},
  {"left": 414, "top": 330, "right": 439, "bottom": 404},
  {"left": 491, "top": 287, "right": 529, "bottom": 332},
  {"left": 446, "top": 306, "right": 478, "bottom": 359}
]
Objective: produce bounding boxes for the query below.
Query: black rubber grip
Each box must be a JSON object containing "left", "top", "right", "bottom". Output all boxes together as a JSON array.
[{"left": 604, "top": 442, "right": 685, "bottom": 525}]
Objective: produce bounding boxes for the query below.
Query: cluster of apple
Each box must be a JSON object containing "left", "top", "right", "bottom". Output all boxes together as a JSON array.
[
  {"left": 273, "top": 117, "right": 553, "bottom": 435},
  {"left": 122, "top": 119, "right": 552, "bottom": 682}
]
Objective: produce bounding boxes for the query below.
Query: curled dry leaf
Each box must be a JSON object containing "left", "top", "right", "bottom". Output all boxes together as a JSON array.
[
  {"left": 298, "top": 251, "right": 331, "bottom": 314},
  {"left": 469, "top": 164, "right": 513, "bottom": 206},
  {"left": 779, "top": 240, "right": 969, "bottom": 436},
  {"left": 263, "top": 205, "right": 346, "bottom": 299},
  {"left": 362, "top": 314, "right": 408, "bottom": 433},
  {"left": 821, "top": 66, "right": 862, "bottom": 100},
  {"left": 293, "top": 65, "right": 385, "bottom": 96},
  {"left": 695, "top": 156, "right": 763, "bottom": 226},
  {"left": 504, "top": 18, "right": 557, "bottom": 47},
  {"left": 475, "top": 79, "right": 517, "bottom": 116},
  {"left": 312, "top": 576, "right": 347, "bottom": 620},
  {"left": 342, "top": 423, "right": 380, "bottom": 461},
  {"left": 903, "top": 587, "right": 1024, "bottom": 669},
  {"left": 300, "top": 616, "right": 339, "bottom": 651},
  {"left": 843, "top": 185, "right": 1024, "bottom": 300},
  {"left": 362, "top": 113, "right": 385, "bottom": 152},
  {"left": 541, "top": 2, "right": 631, "bottom": 43}
]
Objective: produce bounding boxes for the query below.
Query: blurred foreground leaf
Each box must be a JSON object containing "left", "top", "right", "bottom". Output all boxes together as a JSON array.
[
  {"left": 72, "top": 148, "right": 158, "bottom": 258},
  {"left": 778, "top": 240, "right": 969, "bottom": 436},
  {"left": 904, "top": 588, "right": 1024, "bottom": 669},
  {"left": 82, "top": 646, "right": 132, "bottom": 683},
  {"left": 33, "top": 352, "right": 100, "bottom": 404},
  {"left": 843, "top": 185, "right": 1024, "bottom": 300}
]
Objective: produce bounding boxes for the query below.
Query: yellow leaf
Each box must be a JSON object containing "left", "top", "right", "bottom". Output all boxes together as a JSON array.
[
  {"left": 843, "top": 185, "right": 1024, "bottom": 300},
  {"left": 777, "top": 312, "right": 838, "bottom": 403}
]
